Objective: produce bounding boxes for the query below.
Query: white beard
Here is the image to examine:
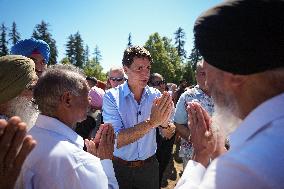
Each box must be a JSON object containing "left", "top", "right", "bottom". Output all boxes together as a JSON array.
[
  {"left": 7, "top": 96, "right": 39, "bottom": 130},
  {"left": 210, "top": 87, "right": 242, "bottom": 137}
]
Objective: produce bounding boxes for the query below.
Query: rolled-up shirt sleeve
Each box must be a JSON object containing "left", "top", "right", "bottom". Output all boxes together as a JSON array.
[{"left": 102, "top": 92, "right": 124, "bottom": 135}]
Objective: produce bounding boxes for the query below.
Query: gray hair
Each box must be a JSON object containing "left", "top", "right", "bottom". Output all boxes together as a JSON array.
[
  {"left": 108, "top": 66, "right": 124, "bottom": 77},
  {"left": 33, "top": 64, "right": 87, "bottom": 116}
]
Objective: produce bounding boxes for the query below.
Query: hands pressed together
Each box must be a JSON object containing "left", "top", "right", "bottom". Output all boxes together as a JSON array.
[
  {"left": 149, "top": 92, "right": 174, "bottom": 128},
  {"left": 0, "top": 116, "right": 36, "bottom": 189},
  {"left": 85, "top": 123, "right": 115, "bottom": 160},
  {"left": 187, "top": 102, "right": 226, "bottom": 167}
]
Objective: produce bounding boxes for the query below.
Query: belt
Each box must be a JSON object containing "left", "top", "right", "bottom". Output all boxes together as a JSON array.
[{"left": 113, "top": 155, "right": 156, "bottom": 168}]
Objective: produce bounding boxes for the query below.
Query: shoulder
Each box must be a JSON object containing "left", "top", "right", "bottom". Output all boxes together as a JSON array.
[{"left": 147, "top": 86, "right": 161, "bottom": 97}]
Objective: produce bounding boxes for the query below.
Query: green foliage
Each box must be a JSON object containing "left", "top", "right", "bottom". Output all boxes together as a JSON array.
[
  {"left": 32, "top": 20, "right": 58, "bottom": 65},
  {"left": 9, "top": 22, "right": 21, "bottom": 45},
  {"left": 83, "top": 58, "right": 106, "bottom": 81},
  {"left": 182, "top": 60, "right": 196, "bottom": 86},
  {"left": 144, "top": 32, "right": 183, "bottom": 84},
  {"left": 93, "top": 45, "right": 102, "bottom": 64},
  {"left": 0, "top": 23, "right": 9, "bottom": 56},
  {"left": 65, "top": 32, "right": 85, "bottom": 68},
  {"left": 84, "top": 45, "right": 89, "bottom": 64},
  {"left": 60, "top": 57, "right": 71, "bottom": 65},
  {"left": 174, "top": 27, "right": 187, "bottom": 60},
  {"left": 127, "top": 33, "right": 133, "bottom": 47},
  {"left": 188, "top": 41, "right": 202, "bottom": 71}
]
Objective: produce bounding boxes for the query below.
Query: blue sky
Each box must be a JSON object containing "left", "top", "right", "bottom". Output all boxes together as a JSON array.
[{"left": 0, "top": 0, "right": 222, "bottom": 72}]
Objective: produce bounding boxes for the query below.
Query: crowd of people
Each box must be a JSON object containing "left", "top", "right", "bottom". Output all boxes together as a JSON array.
[{"left": 0, "top": 0, "right": 283, "bottom": 188}]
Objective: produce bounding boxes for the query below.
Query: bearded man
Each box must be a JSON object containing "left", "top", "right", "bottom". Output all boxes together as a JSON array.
[
  {"left": 176, "top": 0, "right": 284, "bottom": 188},
  {"left": 0, "top": 55, "right": 37, "bottom": 189}
]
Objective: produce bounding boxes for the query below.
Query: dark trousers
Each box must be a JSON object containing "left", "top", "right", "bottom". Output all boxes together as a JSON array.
[
  {"left": 113, "top": 157, "right": 159, "bottom": 189},
  {"left": 156, "top": 131, "right": 175, "bottom": 188}
]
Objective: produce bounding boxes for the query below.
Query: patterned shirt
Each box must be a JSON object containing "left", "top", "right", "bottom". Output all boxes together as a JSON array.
[{"left": 174, "top": 85, "right": 214, "bottom": 158}]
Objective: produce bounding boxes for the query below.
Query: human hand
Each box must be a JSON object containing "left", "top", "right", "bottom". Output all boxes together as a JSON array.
[
  {"left": 187, "top": 102, "right": 217, "bottom": 167},
  {"left": 85, "top": 123, "right": 114, "bottom": 160},
  {"left": 0, "top": 116, "right": 36, "bottom": 189},
  {"left": 160, "top": 123, "right": 176, "bottom": 139},
  {"left": 149, "top": 92, "right": 173, "bottom": 127}
]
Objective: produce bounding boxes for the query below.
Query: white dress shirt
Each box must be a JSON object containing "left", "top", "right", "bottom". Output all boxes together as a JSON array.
[
  {"left": 15, "top": 114, "right": 118, "bottom": 189},
  {"left": 175, "top": 92, "right": 284, "bottom": 189}
]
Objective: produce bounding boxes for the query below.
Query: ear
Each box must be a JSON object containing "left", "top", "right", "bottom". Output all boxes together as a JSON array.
[
  {"left": 60, "top": 91, "right": 73, "bottom": 108},
  {"left": 123, "top": 66, "right": 128, "bottom": 75},
  {"left": 224, "top": 72, "right": 246, "bottom": 88}
]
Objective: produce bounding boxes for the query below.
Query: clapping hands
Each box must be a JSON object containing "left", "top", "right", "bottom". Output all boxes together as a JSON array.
[{"left": 85, "top": 124, "right": 115, "bottom": 160}]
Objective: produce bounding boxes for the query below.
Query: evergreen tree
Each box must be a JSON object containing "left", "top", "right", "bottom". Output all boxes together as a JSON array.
[
  {"left": 188, "top": 42, "right": 202, "bottom": 71},
  {"left": 0, "top": 23, "right": 9, "bottom": 56},
  {"left": 93, "top": 45, "right": 102, "bottom": 64},
  {"left": 32, "top": 20, "right": 58, "bottom": 65},
  {"left": 84, "top": 45, "right": 90, "bottom": 65},
  {"left": 9, "top": 22, "right": 21, "bottom": 45},
  {"left": 65, "top": 34, "right": 75, "bottom": 65},
  {"left": 127, "top": 33, "right": 133, "bottom": 47},
  {"left": 73, "top": 32, "right": 85, "bottom": 68},
  {"left": 65, "top": 32, "right": 85, "bottom": 68},
  {"left": 174, "top": 27, "right": 187, "bottom": 60},
  {"left": 162, "top": 36, "right": 184, "bottom": 83}
]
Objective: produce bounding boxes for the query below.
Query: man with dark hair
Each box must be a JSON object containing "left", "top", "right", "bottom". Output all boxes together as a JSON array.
[
  {"left": 176, "top": 0, "right": 284, "bottom": 188},
  {"left": 103, "top": 46, "right": 174, "bottom": 189},
  {"left": 86, "top": 76, "right": 97, "bottom": 88},
  {"left": 11, "top": 38, "right": 50, "bottom": 77},
  {"left": 16, "top": 64, "right": 118, "bottom": 189},
  {"left": 148, "top": 72, "right": 176, "bottom": 188}
]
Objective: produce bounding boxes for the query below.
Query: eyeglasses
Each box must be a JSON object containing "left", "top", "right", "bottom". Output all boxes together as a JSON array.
[
  {"left": 109, "top": 77, "right": 125, "bottom": 82},
  {"left": 151, "top": 80, "right": 166, "bottom": 86}
]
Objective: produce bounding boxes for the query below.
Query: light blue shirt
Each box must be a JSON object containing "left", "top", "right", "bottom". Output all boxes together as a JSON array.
[
  {"left": 176, "top": 92, "right": 284, "bottom": 189},
  {"left": 15, "top": 114, "right": 118, "bottom": 189},
  {"left": 103, "top": 82, "right": 161, "bottom": 161}
]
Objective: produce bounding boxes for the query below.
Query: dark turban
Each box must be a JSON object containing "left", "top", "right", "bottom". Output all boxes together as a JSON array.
[
  {"left": 0, "top": 55, "right": 36, "bottom": 104},
  {"left": 194, "top": 0, "right": 284, "bottom": 75},
  {"left": 11, "top": 38, "right": 50, "bottom": 63}
]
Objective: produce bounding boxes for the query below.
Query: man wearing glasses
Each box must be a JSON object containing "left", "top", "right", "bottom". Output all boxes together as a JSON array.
[{"left": 108, "top": 66, "right": 126, "bottom": 88}]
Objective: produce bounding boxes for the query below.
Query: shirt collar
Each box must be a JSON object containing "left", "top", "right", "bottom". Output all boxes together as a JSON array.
[
  {"left": 34, "top": 114, "right": 84, "bottom": 148},
  {"left": 230, "top": 92, "right": 284, "bottom": 149}
]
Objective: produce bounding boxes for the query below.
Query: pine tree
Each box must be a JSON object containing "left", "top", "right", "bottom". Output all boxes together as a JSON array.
[
  {"left": 65, "top": 32, "right": 85, "bottom": 68},
  {"left": 9, "top": 22, "right": 21, "bottom": 45},
  {"left": 127, "top": 33, "right": 133, "bottom": 47},
  {"left": 32, "top": 20, "right": 58, "bottom": 65},
  {"left": 0, "top": 23, "right": 9, "bottom": 56},
  {"left": 73, "top": 32, "right": 85, "bottom": 68},
  {"left": 84, "top": 45, "right": 89, "bottom": 65},
  {"left": 93, "top": 45, "right": 102, "bottom": 64},
  {"left": 174, "top": 27, "right": 187, "bottom": 60}
]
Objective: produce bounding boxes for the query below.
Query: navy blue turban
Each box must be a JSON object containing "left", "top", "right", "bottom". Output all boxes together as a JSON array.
[
  {"left": 11, "top": 38, "right": 50, "bottom": 64},
  {"left": 194, "top": 0, "right": 284, "bottom": 75}
]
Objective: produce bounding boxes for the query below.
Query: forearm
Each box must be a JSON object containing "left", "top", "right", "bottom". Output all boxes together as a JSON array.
[
  {"left": 116, "top": 120, "right": 154, "bottom": 148},
  {"left": 175, "top": 123, "right": 190, "bottom": 140}
]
